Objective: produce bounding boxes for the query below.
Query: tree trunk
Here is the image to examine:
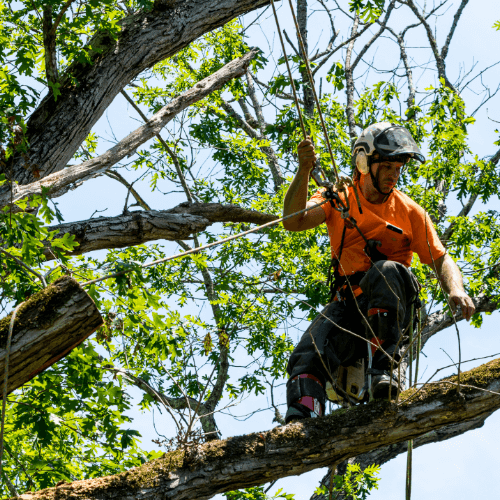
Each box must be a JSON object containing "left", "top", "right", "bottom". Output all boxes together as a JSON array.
[
  {"left": 7, "top": 0, "right": 272, "bottom": 186},
  {"left": 17, "top": 359, "right": 500, "bottom": 500},
  {"left": 43, "top": 203, "right": 278, "bottom": 260},
  {"left": 0, "top": 276, "right": 102, "bottom": 395},
  {"left": 0, "top": 50, "right": 258, "bottom": 211}
]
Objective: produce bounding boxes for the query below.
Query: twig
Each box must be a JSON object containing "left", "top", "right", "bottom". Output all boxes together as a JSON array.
[{"left": 0, "top": 248, "right": 47, "bottom": 288}]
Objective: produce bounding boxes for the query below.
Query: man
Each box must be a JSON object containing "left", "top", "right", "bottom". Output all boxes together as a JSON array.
[{"left": 282, "top": 122, "right": 475, "bottom": 423}]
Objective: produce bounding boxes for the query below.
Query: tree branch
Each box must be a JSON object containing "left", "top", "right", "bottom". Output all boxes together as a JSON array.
[
  {"left": 102, "top": 364, "right": 218, "bottom": 439},
  {"left": 351, "top": 0, "right": 396, "bottom": 70},
  {"left": 9, "top": 0, "right": 272, "bottom": 185},
  {"left": 312, "top": 412, "right": 491, "bottom": 499},
  {"left": 43, "top": 202, "right": 278, "bottom": 261},
  {"left": 440, "top": 0, "right": 470, "bottom": 61},
  {"left": 441, "top": 148, "right": 500, "bottom": 243},
  {"left": 105, "top": 170, "right": 152, "bottom": 212},
  {"left": 0, "top": 50, "right": 258, "bottom": 210},
  {"left": 18, "top": 359, "right": 500, "bottom": 499},
  {"left": 120, "top": 89, "right": 194, "bottom": 204}
]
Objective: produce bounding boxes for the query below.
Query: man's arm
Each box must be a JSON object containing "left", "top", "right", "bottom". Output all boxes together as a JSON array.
[
  {"left": 434, "top": 253, "right": 475, "bottom": 321},
  {"left": 283, "top": 138, "right": 326, "bottom": 231}
]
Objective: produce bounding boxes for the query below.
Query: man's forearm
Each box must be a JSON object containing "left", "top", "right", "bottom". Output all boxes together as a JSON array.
[
  {"left": 435, "top": 253, "right": 464, "bottom": 295},
  {"left": 283, "top": 168, "right": 311, "bottom": 217},
  {"left": 434, "top": 253, "right": 475, "bottom": 320}
]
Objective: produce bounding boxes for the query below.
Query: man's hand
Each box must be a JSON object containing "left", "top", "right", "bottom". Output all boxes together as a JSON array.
[
  {"left": 448, "top": 289, "right": 475, "bottom": 321},
  {"left": 298, "top": 137, "right": 317, "bottom": 172}
]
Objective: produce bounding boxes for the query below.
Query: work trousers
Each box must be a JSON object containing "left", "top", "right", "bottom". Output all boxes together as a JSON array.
[{"left": 286, "top": 260, "right": 419, "bottom": 386}]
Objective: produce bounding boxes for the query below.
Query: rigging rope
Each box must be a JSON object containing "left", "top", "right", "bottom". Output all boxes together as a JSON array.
[{"left": 82, "top": 200, "right": 330, "bottom": 287}]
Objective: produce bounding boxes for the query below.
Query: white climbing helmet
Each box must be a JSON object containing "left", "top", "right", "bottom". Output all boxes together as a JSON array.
[{"left": 353, "top": 122, "right": 425, "bottom": 174}]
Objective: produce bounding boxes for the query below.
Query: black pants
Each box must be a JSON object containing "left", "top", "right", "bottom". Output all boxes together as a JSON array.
[{"left": 286, "top": 260, "right": 419, "bottom": 386}]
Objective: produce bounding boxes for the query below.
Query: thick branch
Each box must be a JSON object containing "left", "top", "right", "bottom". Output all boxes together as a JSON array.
[
  {"left": 420, "top": 294, "right": 499, "bottom": 349},
  {"left": 0, "top": 276, "right": 102, "bottom": 394},
  {"left": 0, "top": 51, "right": 258, "bottom": 210},
  {"left": 19, "top": 359, "right": 500, "bottom": 499},
  {"left": 312, "top": 413, "right": 491, "bottom": 499},
  {"left": 43, "top": 203, "right": 278, "bottom": 260},
  {"left": 43, "top": 6, "right": 59, "bottom": 86},
  {"left": 9, "top": 0, "right": 272, "bottom": 185}
]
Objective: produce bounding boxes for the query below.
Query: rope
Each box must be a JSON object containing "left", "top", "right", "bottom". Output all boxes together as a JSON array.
[
  {"left": 269, "top": 0, "right": 340, "bottom": 183},
  {"left": 82, "top": 200, "right": 330, "bottom": 287},
  {"left": 269, "top": 0, "right": 307, "bottom": 139},
  {"left": 0, "top": 302, "right": 23, "bottom": 478},
  {"left": 285, "top": 0, "right": 340, "bottom": 183}
]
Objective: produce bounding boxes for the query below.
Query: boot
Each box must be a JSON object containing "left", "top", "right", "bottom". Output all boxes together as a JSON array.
[{"left": 285, "top": 374, "right": 325, "bottom": 423}]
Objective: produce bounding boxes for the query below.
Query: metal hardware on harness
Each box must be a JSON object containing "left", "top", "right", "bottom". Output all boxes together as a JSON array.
[{"left": 367, "top": 342, "right": 374, "bottom": 402}]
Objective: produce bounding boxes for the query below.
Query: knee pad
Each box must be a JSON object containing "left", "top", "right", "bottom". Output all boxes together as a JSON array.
[{"left": 286, "top": 374, "right": 325, "bottom": 420}]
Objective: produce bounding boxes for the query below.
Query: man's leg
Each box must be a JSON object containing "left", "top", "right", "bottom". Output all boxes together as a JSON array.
[
  {"left": 360, "top": 260, "right": 419, "bottom": 397},
  {"left": 285, "top": 299, "right": 367, "bottom": 423}
]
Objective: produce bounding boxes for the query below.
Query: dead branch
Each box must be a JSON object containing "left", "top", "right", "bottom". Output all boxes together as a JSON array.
[{"left": 43, "top": 202, "right": 278, "bottom": 261}]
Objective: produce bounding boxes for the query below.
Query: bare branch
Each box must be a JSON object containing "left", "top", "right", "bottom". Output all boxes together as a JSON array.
[
  {"left": 351, "top": 0, "right": 396, "bottom": 70},
  {"left": 440, "top": 0, "right": 470, "bottom": 61},
  {"left": 43, "top": 203, "right": 278, "bottom": 260},
  {"left": 105, "top": 170, "right": 152, "bottom": 212},
  {"left": 121, "top": 89, "right": 194, "bottom": 204}
]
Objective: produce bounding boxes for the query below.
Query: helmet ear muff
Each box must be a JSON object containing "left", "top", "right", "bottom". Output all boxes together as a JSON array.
[{"left": 356, "top": 150, "right": 370, "bottom": 175}]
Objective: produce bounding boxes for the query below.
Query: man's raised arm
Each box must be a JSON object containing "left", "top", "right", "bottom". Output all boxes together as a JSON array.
[{"left": 283, "top": 138, "right": 326, "bottom": 231}]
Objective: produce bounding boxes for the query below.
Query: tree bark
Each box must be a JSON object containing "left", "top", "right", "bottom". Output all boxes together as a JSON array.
[
  {"left": 17, "top": 359, "right": 500, "bottom": 500},
  {"left": 43, "top": 203, "right": 278, "bottom": 260},
  {"left": 0, "top": 50, "right": 258, "bottom": 211},
  {"left": 0, "top": 276, "right": 102, "bottom": 395},
  {"left": 7, "top": 0, "right": 272, "bottom": 186},
  {"left": 311, "top": 412, "right": 491, "bottom": 499}
]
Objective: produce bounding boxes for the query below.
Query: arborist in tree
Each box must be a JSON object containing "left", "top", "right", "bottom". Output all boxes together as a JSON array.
[{"left": 282, "top": 122, "right": 476, "bottom": 423}]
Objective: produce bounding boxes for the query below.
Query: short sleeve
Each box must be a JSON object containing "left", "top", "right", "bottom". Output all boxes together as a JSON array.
[
  {"left": 410, "top": 208, "right": 446, "bottom": 266},
  {"left": 309, "top": 188, "right": 332, "bottom": 220}
]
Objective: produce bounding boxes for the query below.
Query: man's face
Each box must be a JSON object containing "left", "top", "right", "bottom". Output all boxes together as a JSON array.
[{"left": 370, "top": 158, "right": 404, "bottom": 194}]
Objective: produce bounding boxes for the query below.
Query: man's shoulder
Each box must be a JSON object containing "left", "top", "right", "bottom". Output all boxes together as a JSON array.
[{"left": 392, "top": 189, "right": 425, "bottom": 214}]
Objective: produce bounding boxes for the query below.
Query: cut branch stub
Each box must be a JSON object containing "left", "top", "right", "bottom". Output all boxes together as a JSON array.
[
  {"left": 18, "top": 359, "right": 500, "bottom": 500},
  {"left": 0, "top": 276, "right": 102, "bottom": 395}
]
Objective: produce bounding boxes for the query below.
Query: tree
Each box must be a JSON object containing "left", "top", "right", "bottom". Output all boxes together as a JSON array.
[{"left": 0, "top": 0, "right": 499, "bottom": 498}]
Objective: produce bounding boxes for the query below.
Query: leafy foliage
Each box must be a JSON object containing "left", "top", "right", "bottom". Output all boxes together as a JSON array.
[
  {"left": 0, "top": 0, "right": 499, "bottom": 497},
  {"left": 314, "top": 464, "right": 380, "bottom": 500}
]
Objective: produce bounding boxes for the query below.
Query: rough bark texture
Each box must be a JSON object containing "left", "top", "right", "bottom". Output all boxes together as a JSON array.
[
  {"left": 0, "top": 50, "right": 258, "bottom": 211},
  {"left": 0, "top": 276, "right": 102, "bottom": 395},
  {"left": 8, "top": 0, "right": 272, "bottom": 185},
  {"left": 17, "top": 359, "right": 500, "bottom": 500},
  {"left": 312, "top": 413, "right": 491, "bottom": 499},
  {"left": 43, "top": 203, "right": 278, "bottom": 260}
]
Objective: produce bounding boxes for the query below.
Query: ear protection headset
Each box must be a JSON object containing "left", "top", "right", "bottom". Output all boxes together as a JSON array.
[{"left": 355, "top": 150, "right": 370, "bottom": 175}]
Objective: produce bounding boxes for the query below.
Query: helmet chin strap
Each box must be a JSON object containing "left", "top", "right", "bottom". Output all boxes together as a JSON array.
[{"left": 369, "top": 162, "right": 393, "bottom": 196}]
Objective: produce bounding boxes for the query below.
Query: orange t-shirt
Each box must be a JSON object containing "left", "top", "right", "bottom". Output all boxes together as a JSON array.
[{"left": 309, "top": 185, "right": 446, "bottom": 276}]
